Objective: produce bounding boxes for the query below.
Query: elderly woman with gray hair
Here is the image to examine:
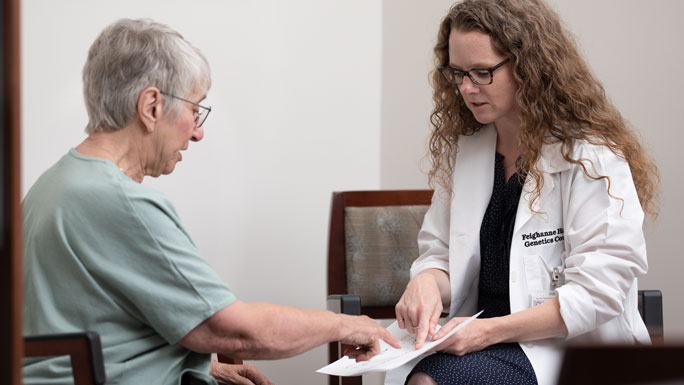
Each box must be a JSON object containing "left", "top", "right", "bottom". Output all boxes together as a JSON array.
[{"left": 22, "top": 19, "right": 399, "bottom": 385}]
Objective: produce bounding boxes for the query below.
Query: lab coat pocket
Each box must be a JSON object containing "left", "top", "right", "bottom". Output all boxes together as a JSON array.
[{"left": 523, "top": 254, "right": 564, "bottom": 307}]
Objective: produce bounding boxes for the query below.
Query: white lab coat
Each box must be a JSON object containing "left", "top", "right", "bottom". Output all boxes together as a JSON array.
[{"left": 385, "top": 124, "right": 650, "bottom": 385}]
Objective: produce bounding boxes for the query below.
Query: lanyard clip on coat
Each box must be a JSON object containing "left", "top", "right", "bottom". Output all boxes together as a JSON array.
[{"left": 551, "top": 267, "right": 561, "bottom": 289}]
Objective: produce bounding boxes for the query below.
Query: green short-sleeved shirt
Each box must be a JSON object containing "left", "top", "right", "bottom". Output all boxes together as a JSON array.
[{"left": 23, "top": 149, "right": 236, "bottom": 385}]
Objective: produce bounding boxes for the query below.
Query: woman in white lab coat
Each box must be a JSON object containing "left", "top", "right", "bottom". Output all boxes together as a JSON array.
[{"left": 391, "top": 0, "right": 660, "bottom": 384}]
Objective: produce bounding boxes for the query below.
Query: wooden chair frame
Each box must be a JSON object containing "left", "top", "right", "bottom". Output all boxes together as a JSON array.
[
  {"left": 24, "top": 332, "right": 106, "bottom": 385},
  {"left": 327, "top": 190, "right": 433, "bottom": 320},
  {"left": 327, "top": 190, "right": 432, "bottom": 385}
]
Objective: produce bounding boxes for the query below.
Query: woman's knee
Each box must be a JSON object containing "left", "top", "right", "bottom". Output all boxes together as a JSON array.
[{"left": 407, "top": 371, "right": 438, "bottom": 385}]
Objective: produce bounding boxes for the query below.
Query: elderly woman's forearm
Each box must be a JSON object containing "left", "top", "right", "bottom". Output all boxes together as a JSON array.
[
  {"left": 182, "top": 300, "right": 348, "bottom": 359},
  {"left": 224, "top": 303, "right": 344, "bottom": 359}
]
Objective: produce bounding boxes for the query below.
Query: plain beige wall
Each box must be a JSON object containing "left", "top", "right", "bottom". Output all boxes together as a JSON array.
[
  {"left": 380, "top": 0, "right": 684, "bottom": 343},
  {"left": 22, "top": 1, "right": 383, "bottom": 384}
]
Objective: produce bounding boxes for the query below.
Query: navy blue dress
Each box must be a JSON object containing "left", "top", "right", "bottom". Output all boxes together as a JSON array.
[{"left": 406, "top": 152, "right": 537, "bottom": 385}]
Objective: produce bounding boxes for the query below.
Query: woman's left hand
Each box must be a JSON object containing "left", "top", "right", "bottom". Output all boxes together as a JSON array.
[
  {"left": 430, "top": 317, "right": 499, "bottom": 356},
  {"left": 430, "top": 298, "right": 567, "bottom": 356}
]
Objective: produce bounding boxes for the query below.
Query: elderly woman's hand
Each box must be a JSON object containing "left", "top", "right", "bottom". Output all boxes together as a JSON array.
[
  {"left": 395, "top": 270, "right": 445, "bottom": 349},
  {"left": 337, "top": 314, "right": 401, "bottom": 361},
  {"left": 210, "top": 360, "right": 273, "bottom": 385}
]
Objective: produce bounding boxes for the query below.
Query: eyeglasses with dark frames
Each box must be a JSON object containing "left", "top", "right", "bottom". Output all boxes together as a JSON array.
[
  {"left": 438, "top": 58, "right": 510, "bottom": 86},
  {"left": 160, "top": 91, "right": 212, "bottom": 128}
]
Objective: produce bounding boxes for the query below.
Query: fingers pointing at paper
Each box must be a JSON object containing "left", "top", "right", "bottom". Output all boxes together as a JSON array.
[
  {"left": 395, "top": 269, "right": 450, "bottom": 349},
  {"left": 319, "top": 313, "right": 481, "bottom": 377},
  {"left": 339, "top": 314, "right": 401, "bottom": 361}
]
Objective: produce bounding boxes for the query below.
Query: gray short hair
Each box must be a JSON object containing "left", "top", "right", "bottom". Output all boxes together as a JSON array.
[{"left": 82, "top": 18, "right": 211, "bottom": 133}]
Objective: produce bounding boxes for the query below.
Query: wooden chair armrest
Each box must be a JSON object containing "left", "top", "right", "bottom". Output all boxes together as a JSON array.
[
  {"left": 638, "top": 289, "right": 664, "bottom": 344},
  {"left": 327, "top": 295, "right": 363, "bottom": 385},
  {"left": 217, "top": 354, "right": 243, "bottom": 365},
  {"left": 327, "top": 294, "right": 362, "bottom": 316},
  {"left": 24, "top": 331, "right": 106, "bottom": 385}
]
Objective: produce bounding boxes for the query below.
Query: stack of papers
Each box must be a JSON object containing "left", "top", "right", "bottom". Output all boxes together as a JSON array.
[{"left": 316, "top": 311, "right": 482, "bottom": 376}]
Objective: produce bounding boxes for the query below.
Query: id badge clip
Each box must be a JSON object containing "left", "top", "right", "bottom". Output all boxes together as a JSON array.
[{"left": 529, "top": 267, "right": 562, "bottom": 307}]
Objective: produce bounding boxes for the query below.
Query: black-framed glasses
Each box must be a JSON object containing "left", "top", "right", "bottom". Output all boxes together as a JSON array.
[
  {"left": 438, "top": 58, "right": 510, "bottom": 86},
  {"left": 160, "top": 91, "right": 212, "bottom": 127}
]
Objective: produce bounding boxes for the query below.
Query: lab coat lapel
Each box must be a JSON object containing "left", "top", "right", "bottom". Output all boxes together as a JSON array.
[
  {"left": 447, "top": 125, "right": 497, "bottom": 316},
  {"left": 450, "top": 125, "right": 497, "bottom": 237},
  {"left": 513, "top": 140, "right": 568, "bottom": 235}
]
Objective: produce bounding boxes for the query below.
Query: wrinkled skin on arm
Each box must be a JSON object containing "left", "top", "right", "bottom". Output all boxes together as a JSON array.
[{"left": 180, "top": 300, "right": 400, "bottom": 361}]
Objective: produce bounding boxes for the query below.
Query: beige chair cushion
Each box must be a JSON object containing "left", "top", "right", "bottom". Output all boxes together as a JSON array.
[{"left": 344, "top": 205, "right": 429, "bottom": 307}]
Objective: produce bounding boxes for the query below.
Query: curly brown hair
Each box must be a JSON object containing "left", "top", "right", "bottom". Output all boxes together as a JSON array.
[{"left": 428, "top": 0, "right": 659, "bottom": 216}]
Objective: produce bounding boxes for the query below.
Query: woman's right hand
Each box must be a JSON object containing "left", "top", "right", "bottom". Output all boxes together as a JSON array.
[{"left": 395, "top": 270, "right": 446, "bottom": 349}]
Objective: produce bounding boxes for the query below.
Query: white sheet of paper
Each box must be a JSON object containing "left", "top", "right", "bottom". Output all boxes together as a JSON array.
[{"left": 316, "top": 311, "right": 483, "bottom": 377}]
